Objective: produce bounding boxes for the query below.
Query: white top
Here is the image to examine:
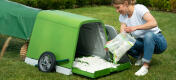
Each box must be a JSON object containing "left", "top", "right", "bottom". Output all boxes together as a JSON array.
[{"left": 119, "top": 4, "right": 161, "bottom": 38}]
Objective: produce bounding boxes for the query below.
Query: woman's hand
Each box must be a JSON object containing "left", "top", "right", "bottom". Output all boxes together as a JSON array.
[
  {"left": 104, "top": 40, "right": 112, "bottom": 51},
  {"left": 124, "top": 26, "right": 137, "bottom": 33}
]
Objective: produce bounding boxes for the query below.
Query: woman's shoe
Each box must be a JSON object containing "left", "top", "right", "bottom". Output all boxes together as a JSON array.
[{"left": 135, "top": 66, "right": 148, "bottom": 76}]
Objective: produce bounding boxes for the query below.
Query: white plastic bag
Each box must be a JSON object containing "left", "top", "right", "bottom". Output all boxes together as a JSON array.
[{"left": 105, "top": 32, "right": 136, "bottom": 63}]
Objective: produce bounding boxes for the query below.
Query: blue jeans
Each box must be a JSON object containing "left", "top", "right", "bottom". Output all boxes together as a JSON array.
[{"left": 127, "top": 32, "right": 167, "bottom": 63}]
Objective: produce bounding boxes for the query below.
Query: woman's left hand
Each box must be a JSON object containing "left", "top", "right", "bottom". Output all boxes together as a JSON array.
[{"left": 124, "top": 26, "right": 137, "bottom": 33}]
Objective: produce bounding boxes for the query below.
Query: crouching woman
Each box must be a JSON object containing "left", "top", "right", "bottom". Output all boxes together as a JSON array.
[{"left": 112, "top": 0, "right": 167, "bottom": 76}]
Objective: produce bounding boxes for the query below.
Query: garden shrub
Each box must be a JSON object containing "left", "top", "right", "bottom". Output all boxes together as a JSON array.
[
  {"left": 136, "top": 0, "right": 151, "bottom": 7},
  {"left": 150, "top": 0, "right": 176, "bottom": 11}
]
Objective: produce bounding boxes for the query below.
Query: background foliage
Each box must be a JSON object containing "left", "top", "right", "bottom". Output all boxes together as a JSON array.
[
  {"left": 11, "top": 0, "right": 176, "bottom": 12},
  {"left": 11, "top": 0, "right": 112, "bottom": 9},
  {"left": 150, "top": 0, "right": 176, "bottom": 11}
]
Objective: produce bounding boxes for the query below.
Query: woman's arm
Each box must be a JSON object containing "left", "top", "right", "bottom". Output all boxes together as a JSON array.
[
  {"left": 125, "top": 12, "right": 158, "bottom": 32},
  {"left": 136, "top": 12, "right": 158, "bottom": 30},
  {"left": 120, "top": 23, "right": 127, "bottom": 33}
]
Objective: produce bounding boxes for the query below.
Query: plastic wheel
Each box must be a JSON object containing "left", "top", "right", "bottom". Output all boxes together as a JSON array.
[{"left": 38, "top": 52, "right": 56, "bottom": 72}]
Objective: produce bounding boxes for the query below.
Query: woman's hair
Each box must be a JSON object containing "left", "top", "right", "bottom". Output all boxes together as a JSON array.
[{"left": 112, "top": 0, "right": 136, "bottom": 5}]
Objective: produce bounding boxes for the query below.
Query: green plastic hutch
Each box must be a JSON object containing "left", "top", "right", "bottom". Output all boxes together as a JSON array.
[{"left": 25, "top": 10, "right": 131, "bottom": 78}]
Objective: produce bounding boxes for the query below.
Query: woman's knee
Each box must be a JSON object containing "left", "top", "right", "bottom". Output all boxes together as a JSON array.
[{"left": 144, "top": 32, "right": 155, "bottom": 39}]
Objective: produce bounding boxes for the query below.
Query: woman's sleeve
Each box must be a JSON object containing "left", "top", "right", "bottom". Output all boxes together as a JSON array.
[{"left": 136, "top": 4, "right": 150, "bottom": 18}]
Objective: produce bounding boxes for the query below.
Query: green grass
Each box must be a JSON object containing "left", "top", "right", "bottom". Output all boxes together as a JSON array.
[{"left": 0, "top": 6, "right": 176, "bottom": 80}]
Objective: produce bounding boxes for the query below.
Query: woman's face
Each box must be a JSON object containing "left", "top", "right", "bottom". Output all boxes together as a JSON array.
[{"left": 113, "top": 4, "right": 128, "bottom": 15}]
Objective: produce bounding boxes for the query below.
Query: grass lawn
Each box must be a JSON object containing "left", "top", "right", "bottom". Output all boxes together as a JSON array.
[{"left": 0, "top": 6, "right": 176, "bottom": 80}]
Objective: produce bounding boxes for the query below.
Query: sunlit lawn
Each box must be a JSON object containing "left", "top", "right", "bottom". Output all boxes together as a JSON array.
[{"left": 0, "top": 6, "right": 176, "bottom": 80}]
